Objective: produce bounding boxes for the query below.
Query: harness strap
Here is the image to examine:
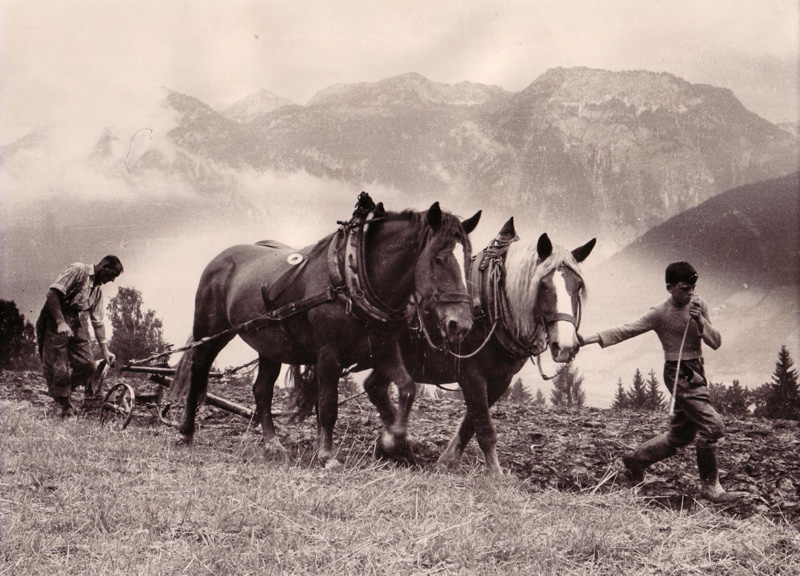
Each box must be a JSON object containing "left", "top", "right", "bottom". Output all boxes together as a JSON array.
[
  {"left": 125, "top": 286, "right": 346, "bottom": 367},
  {"left": 541, "top": 312, "right": 578, "bottom": 326},
  {"left": 326, "top": 193, "right": 406, "bottom": 323},
  {"left": 481, "top": 248, "right": 548, "bottom": 358}
]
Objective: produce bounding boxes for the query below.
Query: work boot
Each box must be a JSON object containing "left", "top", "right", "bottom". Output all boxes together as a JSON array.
[
  {"left": 696, "top": 442, "right": 746, "bottom": 503},
  {"left": 622, "top": 433, "right": 677, "bottom": 484},
  {"left": 55, "top": 397, "right": 77, "bottom": 421}
]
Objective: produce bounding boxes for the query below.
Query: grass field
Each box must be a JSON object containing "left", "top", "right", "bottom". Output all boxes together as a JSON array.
[{"left": 2, "top": 396, "right": 799, "bottom": 576}]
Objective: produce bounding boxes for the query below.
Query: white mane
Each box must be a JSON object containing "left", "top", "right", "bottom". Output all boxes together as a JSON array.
[{"left": 502, "top": 237, "right": 586, "bottom": 343}]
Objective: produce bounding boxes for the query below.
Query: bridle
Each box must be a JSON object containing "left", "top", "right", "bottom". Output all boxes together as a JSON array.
[
  {"left": 532, "top": 274, "right": 583, "bottom": 380},
  {"left": 413, "top": 230, "right": 473, "bottom": 315}
]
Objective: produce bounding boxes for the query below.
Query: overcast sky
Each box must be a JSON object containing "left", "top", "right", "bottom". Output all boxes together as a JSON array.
[{"left": 2, "top": 0, "right": 798, "bottom": 143}]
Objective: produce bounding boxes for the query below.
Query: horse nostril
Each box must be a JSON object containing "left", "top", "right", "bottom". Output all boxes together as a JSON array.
[{"left": 447, "top": 320, "right": 459, "bottom": 336}]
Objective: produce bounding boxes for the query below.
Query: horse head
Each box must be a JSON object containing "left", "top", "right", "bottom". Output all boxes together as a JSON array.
[
  {"left": 414, "top": 203, "right": 481, "bottom": 345},
  {"left": 503, "top": 227, "right": 595, "bottom": 363}
]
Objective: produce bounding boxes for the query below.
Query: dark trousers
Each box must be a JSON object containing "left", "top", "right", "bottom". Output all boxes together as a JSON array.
[
  {"left": 663, "top": 358, "right": 725, "bottom": 448},
  {"left": 38, "top": 308, "right": 96, "bottom": 400}
]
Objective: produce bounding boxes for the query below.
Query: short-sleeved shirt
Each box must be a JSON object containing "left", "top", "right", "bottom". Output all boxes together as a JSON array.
[
  {"left": 50, "top": 262, "right": 105, "bottom": 327},
  {"left": 596, "top": 296, "right": 721, "bottom": 361}
]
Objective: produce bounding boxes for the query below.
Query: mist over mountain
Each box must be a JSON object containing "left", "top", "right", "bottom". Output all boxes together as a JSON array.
[
  {"left": 98, "top": 67, "right": 797, "bottom": 250},
  {"left": 603, "top": 172, "right": 800, "bottom": 299}
]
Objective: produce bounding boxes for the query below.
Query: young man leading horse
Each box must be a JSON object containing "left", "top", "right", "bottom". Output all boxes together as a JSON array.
[{"left": 580, "top": 262, "right": 745, "bottom": 503}]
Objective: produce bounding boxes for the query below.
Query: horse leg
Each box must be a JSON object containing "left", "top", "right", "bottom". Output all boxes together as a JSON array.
[
  {"left": 378, "top": 347, "right": 418, "bottom": 465},
  {"left": 252, "top": 356, "right": 286, "bottom": 458},
  {"left": 438, "top": 373, "right": 510, "bottom": 477},
  {"left": 363, "top": 369, "right": 401, "bottom": 461},
  {"left": 177, "top": 337, "right": 233, "bottom": 444},
  {"left": 476, "top": 375, "right": 515, "bottom": 476},
  {"left": 315, "top": 348, "right": 343, "bottom": 469}
]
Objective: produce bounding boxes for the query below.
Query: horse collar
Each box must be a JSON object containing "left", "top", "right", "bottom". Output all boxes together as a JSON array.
[
  {"left": 327, "top": 206, "right": 406, "bottom": 323},
  {"left": 476, "top": 245, "right": 548, "bottom": 358}
]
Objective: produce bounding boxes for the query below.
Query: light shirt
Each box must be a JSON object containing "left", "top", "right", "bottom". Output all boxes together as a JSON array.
[
  {"left": 50, "top": 263, "right": 105, "bottom": 327},
  {"left": 597, "top": 296, "right": 721, "bottom": 361}
]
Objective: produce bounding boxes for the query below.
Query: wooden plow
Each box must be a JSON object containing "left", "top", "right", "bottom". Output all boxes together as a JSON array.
[{"left": 96, "top": 356, "right": 260, "bottom": 430}]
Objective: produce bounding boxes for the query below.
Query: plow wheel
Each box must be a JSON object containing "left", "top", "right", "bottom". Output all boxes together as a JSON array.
[{"left": 101, "top": 382, "right": 136, "bottom": 430}]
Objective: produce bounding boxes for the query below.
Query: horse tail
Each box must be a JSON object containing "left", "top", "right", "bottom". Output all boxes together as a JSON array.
[
  {"left": 285, "top": 364, "right": 318, "bottom": 424},
  {"left": 167, "top": 337, "right": 196, "bottom": 403}
]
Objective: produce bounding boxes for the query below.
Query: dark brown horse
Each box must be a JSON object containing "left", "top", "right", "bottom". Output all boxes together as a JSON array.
[
  {"left": 170, "top": 195, "right": 480, "bottom": 467},
  {"left": 365, "top": 218, "right": 595, "bottom": 475}
]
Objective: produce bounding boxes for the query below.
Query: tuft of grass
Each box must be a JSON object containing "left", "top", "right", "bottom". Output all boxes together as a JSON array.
[{"left": 2, "top": 399, "right": 798, "bottom": 576}]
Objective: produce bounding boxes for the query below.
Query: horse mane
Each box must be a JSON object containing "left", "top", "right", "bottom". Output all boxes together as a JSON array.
[
  {"left": 502, "top": 238, "right": 586, "bottom": 342},
  {"left": 370, "top": 208, "right": 472, "bottom": 252}
]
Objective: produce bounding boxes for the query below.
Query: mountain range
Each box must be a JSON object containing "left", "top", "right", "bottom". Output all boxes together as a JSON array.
[{"left": 119, "top": 67, "right": 799, "bottom": 247}]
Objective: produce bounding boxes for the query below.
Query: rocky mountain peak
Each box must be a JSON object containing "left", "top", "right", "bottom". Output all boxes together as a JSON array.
[
  {"left": 223, "top": 89, "right": 295, "bottom": 122},
  {"left": 308, "top": 72, "right": 506, "bottom": 107},
  {"left": 518, "top": 66, "right": 737, "bottom": 117}
]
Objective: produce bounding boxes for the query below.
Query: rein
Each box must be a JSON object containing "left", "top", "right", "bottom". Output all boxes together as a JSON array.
[
  {"left": 412, "top": 293, "right": 498, "bottom": 359},
  {"left": 667, "top": 317, "right": 693, "bottom": 416}
]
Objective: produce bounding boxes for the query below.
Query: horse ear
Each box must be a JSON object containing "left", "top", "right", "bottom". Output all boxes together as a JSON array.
[
  {"left": 427, "top": 202, "right": 442, "bottom": 230},
  {"left": 461, "top": 210, "right": 481, "bottom": 234},
  {"left": 537, "top": 233, "right": 553, "bottom": 260},
  {"left": 572, "top": 238, "right": 596, "bottom": 263},
  {"left": 374, "top": 202, "right": 386, "bottom": 217},
  {"left": 498, "top": 217, "right": 516, "bottom": 240}
]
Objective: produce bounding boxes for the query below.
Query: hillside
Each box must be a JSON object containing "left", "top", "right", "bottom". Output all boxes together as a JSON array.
[
  {"left": 2, "top": 68, "right": 797, "bottom": 404},
  {"left": 603, "top": 172, "right": 800, "bottom": 298},
  {"left": 2, "top": 369, "right": 798, "bottom": 530}
]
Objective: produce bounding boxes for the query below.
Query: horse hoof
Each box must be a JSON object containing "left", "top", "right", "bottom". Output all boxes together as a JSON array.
[
  {"left": 175, "top": 433, "right": 193, "bottom": 446},
  {"left": 263, "top": 438, "right": 288, "bottom": 459},
  {"left": 486, "top": 466, "right": 505, "bottom": 479},
  {"left": 375, "top": 435, "right": 416, "bottom": 466},
  {"left": 436, "top": 455, "right": 461, "bottom": 471},
  {"left": 379, "top": 430, "right": 396, "bottom": 452}
]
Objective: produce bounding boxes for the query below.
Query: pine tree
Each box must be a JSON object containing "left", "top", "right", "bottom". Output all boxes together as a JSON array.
[
  {"left": 627, "top": 368, "right": 649, "bottom": 411},
  {"left": 708, "top": 382, "right": 729, "bottom": 411},
  {"left": 765, "top": 345, "right": 799, "bottom": 420},
  {"left": 645, "top": 369, "right": 666, "bottom": 412},
  {"left": 508, "top": 377, "right": 531, "bottom": 404},
  {"left": 107, "top": 287, "right": 167, "bottom": 366},
  {"left": 534, "top": 388, "right": 547, "bottom": 407},
  {"left": 726, "top": 380, "right": 750, "bottom": 416},
  {"left": 611, "top": 377, "right": 628, "bottom": 410},
  {"left": 550, "top": 361, "right": 585, "bottom": 407}
]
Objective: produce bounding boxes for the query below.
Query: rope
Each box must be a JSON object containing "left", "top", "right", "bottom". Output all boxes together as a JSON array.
[
  {"left": 668, "top": 318, "right": 693, "bottom": 417},
  {"left": 413, "top": 295, "right": 498, "bottom": 359}
]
